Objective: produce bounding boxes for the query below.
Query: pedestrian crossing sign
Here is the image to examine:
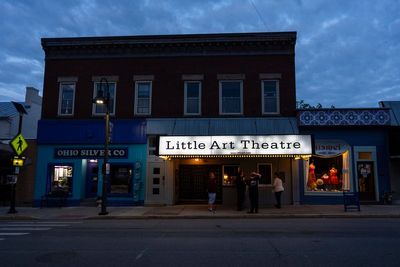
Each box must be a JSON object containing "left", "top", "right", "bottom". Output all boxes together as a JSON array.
[{"left": 10, "top": 133, "right": 28, "bottom": 156}]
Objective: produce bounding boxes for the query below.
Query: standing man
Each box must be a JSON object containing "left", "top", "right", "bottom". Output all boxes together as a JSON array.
[
  {"left": 246, "top": 171, "right": 261, "bottom": 213},
  {"left": 273, "top": 172, "right": 284, "bottom": 209},
  {"left": 207, "top": 172, "right": 217, "bottom": 212},
  {"left": 236, "top": 169, "right": 246, "bottom": 211}
]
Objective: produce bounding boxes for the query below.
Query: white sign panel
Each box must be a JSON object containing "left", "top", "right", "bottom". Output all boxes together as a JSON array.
[
  {"left": 315, "top": 140, "right": 349, "bottom": 156},
  {"left": 159, "top": 135, "right": 312, "bottom": 156}
]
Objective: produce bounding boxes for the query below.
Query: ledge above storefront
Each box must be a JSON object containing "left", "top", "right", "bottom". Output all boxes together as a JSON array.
[
  {"left": 147, "top": 117, "right": 299, "bottom": 136},
  {"left": 37, "top": 119, "right": 146, "bottom": 145}
]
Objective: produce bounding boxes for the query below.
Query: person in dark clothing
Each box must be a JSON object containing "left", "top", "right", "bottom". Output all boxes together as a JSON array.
[
  {"left": 236, "top": 170, "right": 246, "bottom": 211},
  {"left": 207, "top": 172, "right": 217, "bottom": 212},
  {"left": 246, "top": 171, "right": 261, "bottom": 213}
]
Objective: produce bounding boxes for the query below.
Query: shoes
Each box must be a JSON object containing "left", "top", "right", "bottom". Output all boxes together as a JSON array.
[
  {"left": 274, "top": 205, "right": 281, "bottom": 209},
  {"left": 247, "top": 211, "right": 253, "bottom": 214},
  {"left": 208, "top": 208, "right": 213, "bottom": 212}
]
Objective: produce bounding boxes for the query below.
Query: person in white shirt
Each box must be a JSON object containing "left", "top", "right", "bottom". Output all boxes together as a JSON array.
[{"left": 273, "top": 172, "right": 284, "bottom": 209}]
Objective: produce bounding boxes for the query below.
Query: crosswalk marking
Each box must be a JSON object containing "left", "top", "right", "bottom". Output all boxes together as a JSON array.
[
  {"left": 0, "top": 227, "right": 51, "bottom": 231},
  {"left": 4, "top": 224, "right": 68, "bottom": 227},
  {"left": 0, "top": 221, "right": 82, "bottom": 241},
  {"left": 0, "top": 233, "right": 29, "bottom": 236}
]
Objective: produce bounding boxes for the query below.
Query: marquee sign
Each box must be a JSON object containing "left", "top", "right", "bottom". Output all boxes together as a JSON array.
[
  {"left": 54, "top": 148, "right": 128, "bottom": 158},
  {"left": 159, "top": 135, "right": 312, "bottom": 156}
]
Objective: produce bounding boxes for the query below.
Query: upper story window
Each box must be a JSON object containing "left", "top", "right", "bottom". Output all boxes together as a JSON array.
[
  {"left": 262, "top": 80, "right": 279, "bottom": 114},
  {"left": 184, "top": 81, "right": 201, "bottom": 115},
  {"left": 58, "top": 82, "right": 75, "bottom": 116},
  {"left": 219, "top": 80, "right": 243, "bottom": 115},
  {"left": 135, "top": 81, "right": 152, "bottom": 115},
  {"left": 92, "top": 81, "right": 116, "bottom": 115}
]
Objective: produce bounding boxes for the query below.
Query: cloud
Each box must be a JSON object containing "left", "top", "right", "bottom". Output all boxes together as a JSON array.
[{"left": 0, "top": 0, "right": 399, "bottom": 108}]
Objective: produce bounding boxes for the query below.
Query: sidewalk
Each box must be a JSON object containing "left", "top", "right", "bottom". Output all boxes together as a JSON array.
[{"left": 1, "top": 204, "right": 400, "bottom": 220}]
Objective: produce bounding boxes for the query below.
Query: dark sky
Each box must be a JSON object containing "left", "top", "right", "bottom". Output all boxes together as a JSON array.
[{"left": 1, "top": 0, "right": 399, "bottom": 107}]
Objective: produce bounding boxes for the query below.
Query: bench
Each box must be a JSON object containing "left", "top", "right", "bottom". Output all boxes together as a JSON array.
[
  {"left": 343, "top": 191, "right": 360, "bottom": 212},
  {"left": 41, "top": 189, "right": 69, "bottom": 208}
]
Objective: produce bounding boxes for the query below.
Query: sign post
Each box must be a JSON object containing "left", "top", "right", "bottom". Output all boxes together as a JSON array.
[{"left": 7, "top": 102, "right": 27, "bottom": 214}]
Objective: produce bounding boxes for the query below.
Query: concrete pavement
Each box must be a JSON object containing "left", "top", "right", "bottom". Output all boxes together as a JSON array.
[{"left": 1, "top": 204, "right": 400, "bottom": 220}]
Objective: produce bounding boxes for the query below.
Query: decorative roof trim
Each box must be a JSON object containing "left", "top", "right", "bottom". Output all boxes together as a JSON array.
[
  {"left": 298, "top": 109, "right": 391, "bottom": 126},
  {"left": 41, "top": 32, "right": 296, "bottom": 59}
]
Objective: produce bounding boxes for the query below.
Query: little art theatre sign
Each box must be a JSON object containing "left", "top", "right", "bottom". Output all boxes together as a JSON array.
[{"left": 159, "top": 135, "right": 312, "bottom": 156}]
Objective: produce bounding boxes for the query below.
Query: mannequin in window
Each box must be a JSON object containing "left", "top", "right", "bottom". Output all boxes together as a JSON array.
[
  {"left": 307, "top": 161, "right": 317, "bottom": 190},
  {"left": 329, "top": 166, "right": 339, "bottom": 190}
]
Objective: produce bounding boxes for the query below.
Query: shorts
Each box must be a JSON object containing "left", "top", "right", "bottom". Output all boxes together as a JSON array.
[{"left": 208, "top": 193, "right": 216, "bottom": 204}]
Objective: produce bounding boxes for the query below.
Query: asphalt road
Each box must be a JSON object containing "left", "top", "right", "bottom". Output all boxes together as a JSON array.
[{"left": 1, "top": 218, "right": 399, "bottom": 267}]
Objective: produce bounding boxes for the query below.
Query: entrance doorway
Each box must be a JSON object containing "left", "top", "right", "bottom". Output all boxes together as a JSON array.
[
  {"left": 85, "top": 161, "right": 98, "bottom": 198},
  {"left": 147, "top": 161, "right": 166, "bottom": 204},
  {"left": 357, "top": 161, "right": 376, "bottom": 201},
  {"left": 178, "top": 165, "right": 222, "bottom": 203}
]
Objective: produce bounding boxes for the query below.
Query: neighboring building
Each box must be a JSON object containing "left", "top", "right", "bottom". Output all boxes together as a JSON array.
[
  {"left": 379, "top": 101, "right": 400, "bottom": 203},
  {"left": 38, "top": 32, "right": 315, "bottom": 207},
  {"left": 0, "top": 87, "right": 42, "bottom": 205},
  {"left": 298, "top": 108, "right": 391, "bottom": 204}
]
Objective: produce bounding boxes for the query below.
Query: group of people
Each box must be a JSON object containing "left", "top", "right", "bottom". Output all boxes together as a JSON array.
[{"left": 207, "top": 170, "right": 284, "bottom": 213}]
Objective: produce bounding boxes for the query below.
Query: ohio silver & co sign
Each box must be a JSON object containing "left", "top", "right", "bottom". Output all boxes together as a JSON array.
[
  {"left": 54, "top": 148, "right": 128, "bottom": 158},
  {"left": 159, "top": 135, "right": 312, "bottom": 156}
]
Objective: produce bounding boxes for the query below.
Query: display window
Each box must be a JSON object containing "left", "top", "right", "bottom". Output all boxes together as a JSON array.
[
  {"left": 222, "top": 165, "right": 239, "bottom": 186},
  {"left": 50, "top": 165, "right": 73, "bottom": 194},
  {"left": 109, "top": 164, "right": 133, "bottom": 195},
  {"left": 304, "top": 150, "right": 351, "bottom": 193},
  {"left": 257, "top": 163, "right": 272, "bottom": 185}
]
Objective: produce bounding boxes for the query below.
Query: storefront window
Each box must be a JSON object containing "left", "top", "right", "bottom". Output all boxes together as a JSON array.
[
  {"left": 257, "top": 163, "right": 272, "bottom": 185},
  {"left": 51, "top": 165, "right": 73, "bottom": 193},
  {"left": 305, "top": 151, "right": 350, "bottom": 192},
  {"left": 109, "top": 165, "right": 132, "bottom": 194},
  {"left": 223, "top": 165, "right": 239, "bottom": 186}
]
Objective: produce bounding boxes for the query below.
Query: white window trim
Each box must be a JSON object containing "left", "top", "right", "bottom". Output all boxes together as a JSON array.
[
  {"left": 219, "top": 80, "right": 243, "bottom": 115},
  {"left": 261, "top": 80, "right": 280, "bottom": 115},
  {"left": 58, "top": 82, "right": 76, "bottom": 116},
  {"left": 353, "top": 146, "right": 379, "bottom": 201},
  {"left": 184, "top": 81, "right": 202, "bottom": 116},
  {"left": 134, "top": 81, "right": 152, "bottom": 116},
  {"left": 257, "top": 163, "right": 273, "bottom": 186},
  {"left": 92, "top": 81, "right": 117, "bottom": 116}
]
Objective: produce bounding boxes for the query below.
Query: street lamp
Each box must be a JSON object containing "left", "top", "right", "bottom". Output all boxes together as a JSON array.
[{"left": 93, "top": 78, "right": 110, "bottom": 215}]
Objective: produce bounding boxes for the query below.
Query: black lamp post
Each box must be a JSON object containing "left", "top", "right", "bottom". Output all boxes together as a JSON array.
[{"left": 93, "top": 78, "right": 110, "bottom": 215}]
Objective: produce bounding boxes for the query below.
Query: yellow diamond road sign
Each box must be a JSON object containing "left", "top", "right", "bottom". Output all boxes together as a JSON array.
[{"left": 10, "top": 133, "right": 28, "bottom": 156}]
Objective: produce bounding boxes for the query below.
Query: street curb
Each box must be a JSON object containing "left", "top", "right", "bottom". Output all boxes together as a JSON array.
[{"left": 83, "top": 214, "right": 400, "bottom": 220}]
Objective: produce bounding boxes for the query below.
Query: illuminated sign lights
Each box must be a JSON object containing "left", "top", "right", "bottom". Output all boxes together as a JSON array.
[{"left": 159, "top": 135, "right": 312, "bottom": 156}]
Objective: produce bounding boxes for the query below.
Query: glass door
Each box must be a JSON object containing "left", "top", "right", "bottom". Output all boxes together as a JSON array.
[{"left": 85, "top": 161, "right": 98, "bottom": 198}]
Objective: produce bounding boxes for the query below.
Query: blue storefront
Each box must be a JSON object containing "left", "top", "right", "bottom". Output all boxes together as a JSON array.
[
  {"left": 298, "top": 108, "right": 391, "bottom": 204},
  {"left": 34, "top": 119, "right": 147, "bottom": 207}
]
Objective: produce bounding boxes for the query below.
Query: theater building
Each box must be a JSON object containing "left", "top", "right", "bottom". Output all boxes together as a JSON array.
[{"left": 35, "top": 31, "right": 316, "bottom": 207}]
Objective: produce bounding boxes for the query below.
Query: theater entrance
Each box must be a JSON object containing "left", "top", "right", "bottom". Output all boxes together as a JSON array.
[{"left": 178, "top": 165, "right": 222, "bottom": 203}]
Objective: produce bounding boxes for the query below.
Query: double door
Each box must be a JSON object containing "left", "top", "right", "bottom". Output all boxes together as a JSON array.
[{"left": 178, "top": 165, "right": 222, "bottom": 203}]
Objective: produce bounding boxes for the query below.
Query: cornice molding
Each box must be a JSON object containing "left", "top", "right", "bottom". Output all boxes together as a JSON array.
[{"left": 42, "top": 32, "right": 297, "bottom": 59}]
